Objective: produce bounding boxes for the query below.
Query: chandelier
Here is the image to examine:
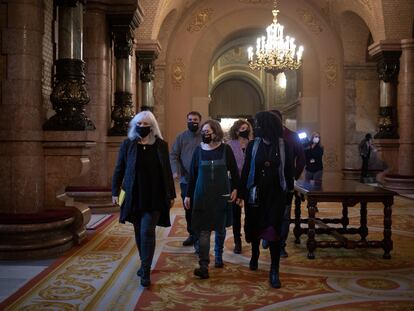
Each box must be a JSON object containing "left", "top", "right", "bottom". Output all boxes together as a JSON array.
[{"left": 247, "top": 0, "right": 304, "bottom": 76}]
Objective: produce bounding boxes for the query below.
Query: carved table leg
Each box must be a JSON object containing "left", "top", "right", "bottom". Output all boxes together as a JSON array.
[
  {"left": 307, "top": 198, "right": 317, "bottom": 259},
  {"left": 293, "top": 191, "right": 302, "bottom": 244},
  {"left": 360, "top": 201, "right": 368, "bottom": 242},
  {"left": 383, "top": 201, "right": 393, "bottom": 259}
]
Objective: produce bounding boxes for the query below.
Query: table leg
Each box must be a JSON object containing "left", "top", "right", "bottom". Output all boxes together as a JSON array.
[
  {"left": 383, "top": 201, "right": 393, "bottom": 259},
  {"left": 307, "top": 199, "right": 317, "bottom": 259},
  {"left": 293, "top": 191, "right": 302, "bottom": 244},
  {"left": 360, "top": 201, "right": 368, "bottom": 241},
  {"left": 342, "top": 202, "right": 349, "bottom": 229}
]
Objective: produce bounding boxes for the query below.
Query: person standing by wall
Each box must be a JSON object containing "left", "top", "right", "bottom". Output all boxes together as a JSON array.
[
  {"left": 304, "top": 132, "right": 324, "bottom": 182},
  {"left": 170, "top": 112, "right": 202, "bottom": 250},
  {"left": 241, "top": 111, "right": 294, "bottom": 288},
  {"left": 359, "top": 133, "right": 374, "bottom": 182},
  {"left": 184, "top": 120, "right": 239, "bottom": 279},
  {"left": 112, "top": 111, "right": 176, "bottom": 288},
  {"left": 227, "top": 119, "right": 253, "bottom": 254}
]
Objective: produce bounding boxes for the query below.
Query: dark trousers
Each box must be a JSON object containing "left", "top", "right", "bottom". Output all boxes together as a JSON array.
[
  {"left": 361, "top": 156, "right": 369, "bottom": 179},
  {"left": 280, "top": 191, "right": 294, "bottom": 248},
  {"left": 132, "top": 211, "right": 160, "bottom": 270},
  {"left": 180, "top": 183, "right": 195, "bottom": 237},
  {"left": 232, "top": 202, "right": 242, "bottom": 240},
  {"left": 198, "top": 230, "right": 226, "bottom": 268}
]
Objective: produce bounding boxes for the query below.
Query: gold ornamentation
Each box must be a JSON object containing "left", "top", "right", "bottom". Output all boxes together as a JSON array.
[
  {"left": 325, "top": 57, "right": 337, "bottom": 88},
  {"left": 324, "top": 147, "right": 338, "bottom": 169},
  {"left": 357, "top": 278, "right": 400, "bottom": 290},
  {"left": 359, "top": 0, "right": 372, "bottom": 11},
  {"left": 187, "top": 8, "right": 213, "bottom": 33},
  {"left": 171, "top": 58, "right": 185, "bottom": 88},
  {"left": 297, "top": 8, "right": 323, "bottom": 34}
]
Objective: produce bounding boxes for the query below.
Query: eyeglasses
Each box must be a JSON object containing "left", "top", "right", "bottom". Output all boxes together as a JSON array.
[{"left": 201, "top": 130, "right": 213, "bottom": 135}]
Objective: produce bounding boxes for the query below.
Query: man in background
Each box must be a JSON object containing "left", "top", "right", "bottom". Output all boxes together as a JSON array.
[{"left": 170, "top": 111, "right": 202, "bottom": 250}]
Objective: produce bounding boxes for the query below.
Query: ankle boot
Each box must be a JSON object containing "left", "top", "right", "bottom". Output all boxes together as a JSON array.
[
  {"left": 194, "top": 266, "right": 209, "bottom": 279},
  {"left": 140, "top": 268, "right": 151, "bottom": 287},
  {"left": 136, "top": 266, "right": 143, "bottom": 277},
  {"left": 233, "top": 237, "right": 242, "bottom": 254},
  {"left": 215, "top": 256, "right": 224, "bottom": 268},
  {"left": 269, "top": 268, "right": 281, "bottom": 288},
  {"left": 269, "top": 240, "right": 282, "bottom": 288},
  {"left": 249, "top": 239, "right": 260, "bottom": 270}
]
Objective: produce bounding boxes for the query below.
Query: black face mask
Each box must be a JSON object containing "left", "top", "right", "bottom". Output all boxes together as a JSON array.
[
  {"left": 187, "top": 122, "right": 199, "bottom": 132},
  {"left": 202, "top": 134, "right": 213, "bottom": 144},
  {"left": 254, "top": 127, "right": 263, "bottom": 138},
  {"left": 238, "top": 130, "right": 250, "bottom": 139},
  {"left": 136, "top": 125, "right": 151, "bottom": 138}
]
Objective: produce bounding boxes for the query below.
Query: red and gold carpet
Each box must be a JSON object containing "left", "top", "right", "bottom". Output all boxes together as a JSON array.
[{"left": 1, "top": 196, "right": 414, "bottom": 310}]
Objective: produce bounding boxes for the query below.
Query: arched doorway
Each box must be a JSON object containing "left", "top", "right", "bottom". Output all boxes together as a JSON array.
[{"left": 209, "top": 78, "right": 263, "bottom": 119}]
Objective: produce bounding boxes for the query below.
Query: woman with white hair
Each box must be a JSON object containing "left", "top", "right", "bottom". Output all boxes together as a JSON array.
[{"left": 112, "top": 111, "right": 176, "bottom": 288}]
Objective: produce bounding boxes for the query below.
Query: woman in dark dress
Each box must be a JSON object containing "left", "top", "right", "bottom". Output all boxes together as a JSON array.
[
  {"left": 184, "top": 120, "right": 240, "bottom": 279},
  {"left": 112, "top": 111, "right": 176, "bottom": 288},
  {"left": 241, "top": 111, "right": 294, "bottom": 288}
]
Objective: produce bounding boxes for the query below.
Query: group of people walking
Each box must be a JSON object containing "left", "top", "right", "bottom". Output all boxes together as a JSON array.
[{"left": 111, "top": 109, "right": 324, "bottom": 289}]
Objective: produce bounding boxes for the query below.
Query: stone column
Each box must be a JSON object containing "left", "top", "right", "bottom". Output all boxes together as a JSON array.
[
  {"left": 0, "top": 0, "right": 45, "bottom": 214},
  {"left": 137, "top": 42, "right": 161, "bottom": 112},
  {"left": 43, "top": 0, "right": 95, "bottom": 130},
  {"left": 397, "top": 39, "right": 414, "bottom": 176},
  {"left": 368, "top": 41, "right": 401, "bottom": 139},
  {"left": 107, "top": 22, "right": 135, "bottom": 136},
  {"left": 382, "top": 39, "right": 414, "bottom": 193}
]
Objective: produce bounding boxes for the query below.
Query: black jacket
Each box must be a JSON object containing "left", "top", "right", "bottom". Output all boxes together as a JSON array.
[{"left": 112, "top": 138, "right": 176, "bottom": 227}]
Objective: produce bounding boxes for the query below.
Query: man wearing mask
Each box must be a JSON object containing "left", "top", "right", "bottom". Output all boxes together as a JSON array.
[{"left": 170, "top": 111, "right": 202, "bottom": 249}]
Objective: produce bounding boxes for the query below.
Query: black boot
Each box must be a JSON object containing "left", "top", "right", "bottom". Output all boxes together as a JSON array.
[
  {"left": 136, "top": 266, "right": 143, "bottom": 277},
  {"left": 249, "top": 239, "right": 260, "bottom": 271},
  {"left": 194, "top": 266, "right": 209, "bottom": 279},
  {"left": 269, "top": 240, "right": 282, "bottom": 288},
  {"left": 233, "top": 236, "right": 242, "bottom": 254},
  {"left": 140, "top": 268, "right": 151, "bottom": 287}
]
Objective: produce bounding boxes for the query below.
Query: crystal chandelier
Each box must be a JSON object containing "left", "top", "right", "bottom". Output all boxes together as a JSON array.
[{"left": 247, "top": 0, "right": 304, "bottom": 76}]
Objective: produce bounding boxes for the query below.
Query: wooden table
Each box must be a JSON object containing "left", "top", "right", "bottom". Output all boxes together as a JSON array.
[{"left": 293, "top": 177, "right": 396, "bottom": 259}]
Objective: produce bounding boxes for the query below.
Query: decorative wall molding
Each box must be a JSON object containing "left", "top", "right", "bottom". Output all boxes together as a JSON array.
[
  {"left": 359, "top": 0, "right": 373, "bottom": 11},
  {"left": 187, "top": 8, "right": 213, "bottom": 33},
  {"left": 325, "top": 57, "right": 338, "bottom": 88},
  {"left": 297, "top": 8, "right": 323, "bottom": 34},
  {"left": 239, "top": 0, "right": 272, "bottom": 3},
  {"left": 324, "top": 147, "right": 339, "bottom": 169},
  {"left": 171, "top": 58, "right": 185, "bottom": 88}
]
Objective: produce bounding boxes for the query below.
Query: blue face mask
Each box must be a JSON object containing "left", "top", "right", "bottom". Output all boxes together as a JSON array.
[{"left": 136, "top": 125, "right": 151, "bottom": 138}]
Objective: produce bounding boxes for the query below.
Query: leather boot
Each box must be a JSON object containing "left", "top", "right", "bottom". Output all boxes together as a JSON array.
[
  {"left": 269, "top": 240, "right": 282, "bottom": 288},
  {"left": 249, "top": 239, "right": 260, "bottom": 270},
  {"left": 194, "top": 266, "right": 209, "bottom": 279},
  {"left": 233, "top": 237, "right": 242, "bottom": 254},
  {"left": 140, "top": 268, "right": 151, "bottom": 287}
]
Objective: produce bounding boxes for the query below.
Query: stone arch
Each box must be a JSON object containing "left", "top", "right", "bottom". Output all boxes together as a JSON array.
[
  {"left": 339, "top": 11, "right": 373, "bottom": 63},
  {"left": 165, "top": 0, "right": 344, "bottom": 173}
]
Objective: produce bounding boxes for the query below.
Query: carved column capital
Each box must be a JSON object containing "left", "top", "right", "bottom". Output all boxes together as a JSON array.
[
  {"left": 112, "top": 26, "right": 134, "bottom": 59},
  {"left": 137, "top": 50, "right": 158, "bottom": 82},
  {"left": 368, "top": 40, "right": 402, "bottom": 83},
  {"left": 55, "top": 0, "right": 86, "bottom": 7}
]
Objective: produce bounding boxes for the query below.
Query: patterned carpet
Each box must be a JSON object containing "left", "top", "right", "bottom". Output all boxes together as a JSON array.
[{"left": 1, "top": 196, "right": 414, "bottom": 310}]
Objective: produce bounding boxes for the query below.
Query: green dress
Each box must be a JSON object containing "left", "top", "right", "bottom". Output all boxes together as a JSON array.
[{"left": 191, "top": 147, "right": 232, "bottom": 232}]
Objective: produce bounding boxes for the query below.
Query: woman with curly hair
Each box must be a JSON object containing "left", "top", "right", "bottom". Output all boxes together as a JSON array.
[{"left": 227, "top": 119, "right": 253, "bottom": 254}]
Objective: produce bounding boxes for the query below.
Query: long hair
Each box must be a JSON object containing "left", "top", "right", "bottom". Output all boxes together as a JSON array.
[
  {"left": 229, "top": 119, "right": 253, "bottom": 140},
  {"left": 127, "top": 111, "right": 163, "bottom": 141},
  {"left": 200, "top": 119, "right": 224, "bottom": 142},
  {"left": 255, "top": 111, "right": 283, "bottom": 144}
]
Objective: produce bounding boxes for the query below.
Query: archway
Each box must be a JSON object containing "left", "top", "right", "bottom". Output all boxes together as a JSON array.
[{"left": 209, "top": 78, "right": 263, "bottom": 119}]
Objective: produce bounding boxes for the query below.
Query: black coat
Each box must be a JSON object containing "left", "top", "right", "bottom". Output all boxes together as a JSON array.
[{"left": 112, "top": 137, "right": 176, "bottom": 227}]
